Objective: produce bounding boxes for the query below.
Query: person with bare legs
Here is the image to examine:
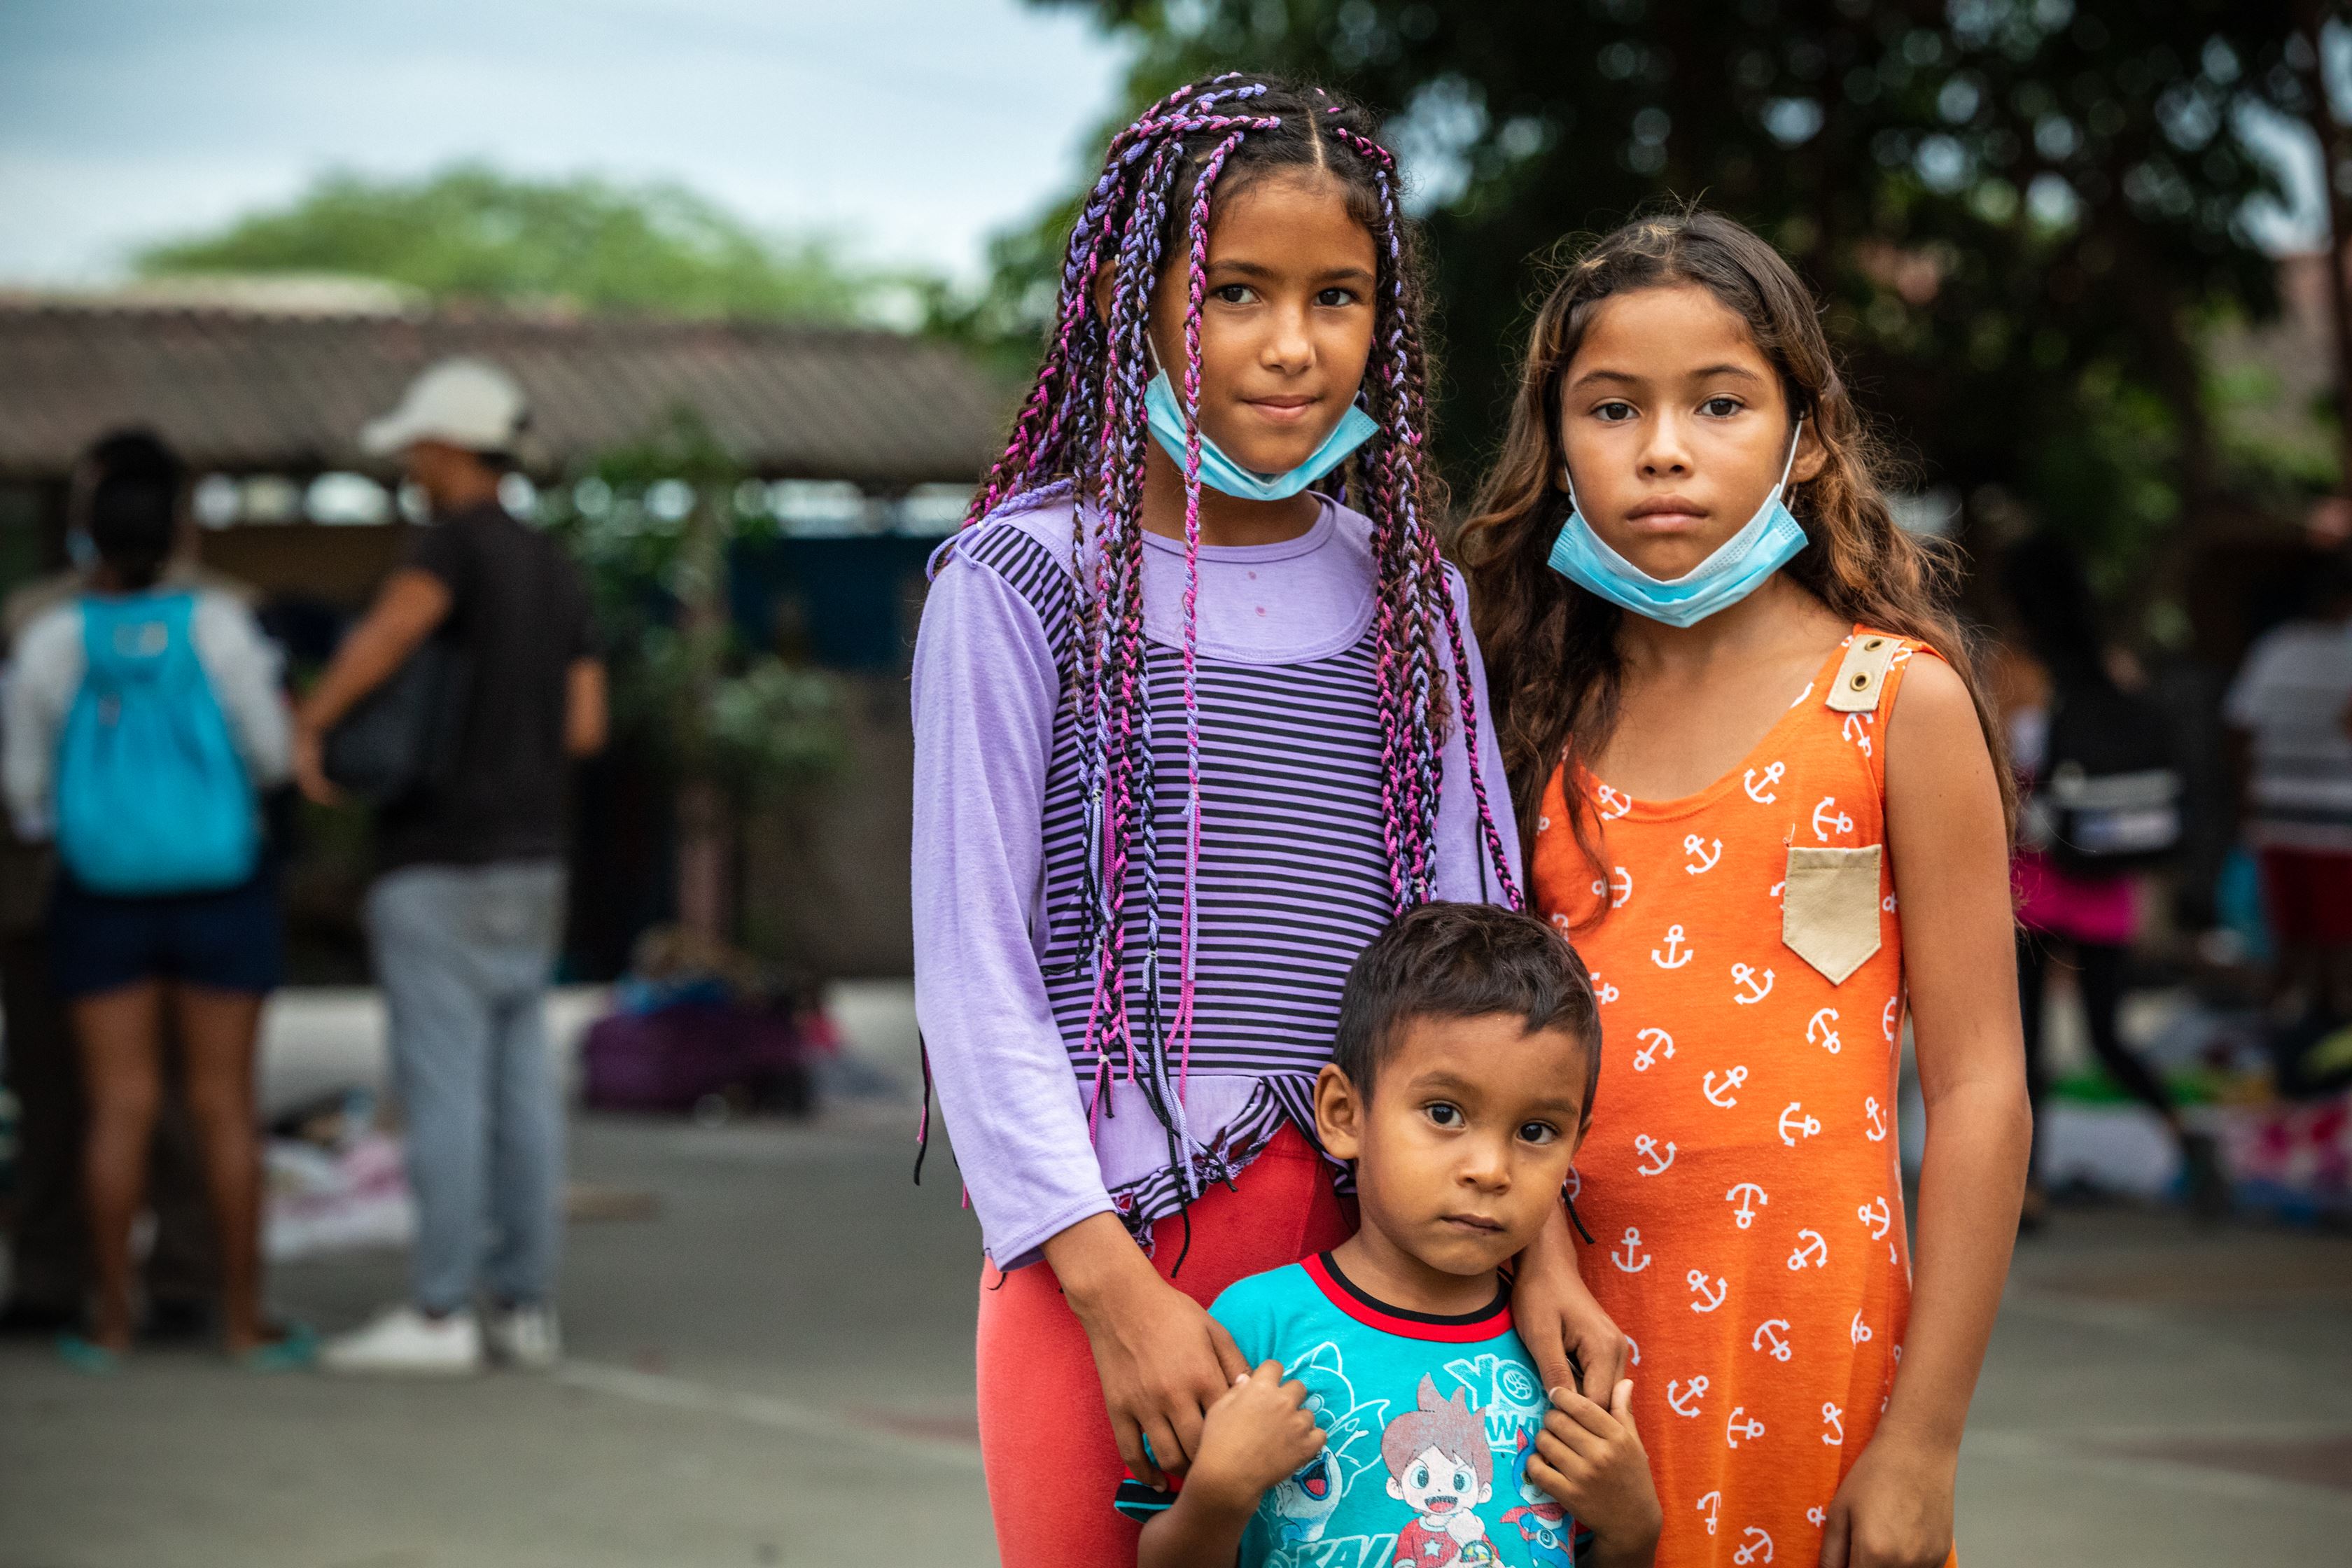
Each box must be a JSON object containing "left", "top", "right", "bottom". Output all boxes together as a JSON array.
[{"left": 1, "top": 429, "right": 301, "bottom": 1369}]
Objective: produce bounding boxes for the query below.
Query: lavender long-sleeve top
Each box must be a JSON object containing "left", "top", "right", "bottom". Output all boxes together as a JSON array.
[{"left": 911, "top": 491, "right": 1520, "bottom": 1268}]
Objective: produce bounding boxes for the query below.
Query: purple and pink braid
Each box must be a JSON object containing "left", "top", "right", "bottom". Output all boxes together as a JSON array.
[{"left": 940, "top": 74, "right": 1520, "bottom": 1233}]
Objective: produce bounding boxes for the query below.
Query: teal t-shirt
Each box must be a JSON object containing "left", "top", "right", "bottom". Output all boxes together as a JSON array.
[{"left": 1116, "top": 1253, "right": 1588, "bottom": 1567}]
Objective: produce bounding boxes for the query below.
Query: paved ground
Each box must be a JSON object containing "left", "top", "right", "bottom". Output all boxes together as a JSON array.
[{"left": 2, "top": 988, "right": 2349, "bottom": 1565}]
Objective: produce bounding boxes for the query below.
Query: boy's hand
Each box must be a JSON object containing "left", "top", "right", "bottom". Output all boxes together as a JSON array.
[
  {"left": 1527, "top": 1379, "right": 1662, "bottom": 1568},
  {"left": 1182, "top": 1362, "right": 1327, "bottom": 1515}
]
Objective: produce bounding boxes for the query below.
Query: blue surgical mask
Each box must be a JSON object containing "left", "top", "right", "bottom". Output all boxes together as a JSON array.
[
  {"left": 1142, "top": 370, "right": 1379, "bottom": 502},
  {"left": 1545, "top": 424, "right": 1809, "bottom": 628}
]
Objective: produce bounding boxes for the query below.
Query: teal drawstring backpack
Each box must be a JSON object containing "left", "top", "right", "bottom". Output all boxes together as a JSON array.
[{"left": 55, "top": 592, "right": 259, "bottom": 896}]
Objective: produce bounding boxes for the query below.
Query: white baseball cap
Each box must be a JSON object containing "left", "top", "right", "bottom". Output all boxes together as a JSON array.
[{"left": 360, "top": 357, "right": 529, "bottom": 456}]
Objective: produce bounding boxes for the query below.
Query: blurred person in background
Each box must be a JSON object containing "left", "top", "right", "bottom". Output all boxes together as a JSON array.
[
  {"left": 298, "top": 358, "right": 605, "bottom": 1376},
  {"left": 1, "top": 430, "right": 300, "bottom": 1368},
  {"left": 2225, "top": 545, "right": 2352, "bottom": 1019},
  {"left": 1995, "top": 536, "right": 2219, "bottom": 1226},
  {"left": 0, "top": 433, "right": 248, "bottom": 1342}
]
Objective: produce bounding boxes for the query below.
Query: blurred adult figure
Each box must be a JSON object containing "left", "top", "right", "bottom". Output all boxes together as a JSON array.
[
  {"left": 1, "top": 430, "right": 300, "bottom": 1367},
  {"left": 2225, "top": 547, "right": 2352, "bottom": 1017},
  {"left": 1996, "top": 536, "right": 2218, "bottom": 1225},
  {"left": 0, "top": 447, "right": 237, "bottom": 1340},
  {"left": 300, "top": 359, "right": 606, "bottom": 1375}
]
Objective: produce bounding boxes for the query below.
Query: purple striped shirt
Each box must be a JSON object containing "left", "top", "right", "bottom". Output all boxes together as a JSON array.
[{"left": 910, "top": 491, "right": 1518, "bottom": 1267}]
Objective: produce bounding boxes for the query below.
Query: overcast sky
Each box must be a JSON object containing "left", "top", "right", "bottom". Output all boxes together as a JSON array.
[{"left": 0, "top": 0, "right": 1128, "bottom": 286}]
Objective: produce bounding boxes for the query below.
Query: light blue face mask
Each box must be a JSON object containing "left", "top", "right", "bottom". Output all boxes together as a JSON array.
[
  {"left": 1545, "top": 423, "right": 1809, "bottom": 628},
  {"left": 1142, "top": 370, "right": 1380, "bottom": 502}
]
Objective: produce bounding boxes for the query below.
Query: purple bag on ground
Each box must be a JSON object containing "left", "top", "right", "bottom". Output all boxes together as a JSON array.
[{"left": 580, "top": 1000, "right": 811, "bottom": 1116}]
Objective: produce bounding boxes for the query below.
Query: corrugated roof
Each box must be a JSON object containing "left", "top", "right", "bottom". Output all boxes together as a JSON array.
[{"left": 0, "top": 298, "right": 1011, "bottom": 486}]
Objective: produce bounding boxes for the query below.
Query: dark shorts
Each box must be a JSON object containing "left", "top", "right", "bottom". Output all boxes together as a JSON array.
[
  {"left": 2259, "top": 846, "right": 2352, "bottom": 948},
  {"left": 49, "top": 869, "right": 284, "bottom": 1000}
]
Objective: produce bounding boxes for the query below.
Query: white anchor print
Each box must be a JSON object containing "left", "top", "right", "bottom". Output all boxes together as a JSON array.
[
  {"left": 1726, "top": 1182, "right": 1769, "bottom": 1228},
  {"left": 1634, "top": 1135, "right": 1676, "bottom": 1176},
  {"left": 1732, "top": 962, "right": 1775, "bottom": 1004},
  {"left": 1734, "top": 1525, "right": 1775, "bottom": 1564},
  {"left": 1702, "top": 1065, "right": 1749, "bottom": 1107},
  {"left": 1743, "top": 760, "right": 1785, "bottom": 804},
  {"left": 1883, "top": 891, "right": 1899, "bottom": 913},
  {"left": 1864, "top": 1096, "right": 1889, "bottom": 1143},
  {"left": 1586, "top": 867, "right": 1634, "bottom": 909},
  {"left": 1811, "top": 796, "right": 1854, "bottom": 841},
  {"left": 1697, "top": 1491, "right": 1721, "bottom": 1536},
  {"left": 1893, "top": 1343, "right": 1904, "bottom": 1365},
  {"left": 1626, "top": 1334, "right": 1639, "bottom": 1366},
  {"left": 1882, "top": 995, "right": 1900, "bottom": 1044},
  {"left": 1591, "top": 972, "right": 1620, "bottom": 1005},
  {"left": 1821, "top": 1402, "right": 1844, "bottom": 1446},
  {"left": 1857, "top": 1194, "right": 1892, "bottom": 1240},
  {"left": 1787, "top": 1228, "right": 1829, "bottom": 1270},
  {"left": 1842, "top": 710, "right": 1874, "bottom": 755},
  {"left": 1788, "top": 678, "right": 1816, "bottom": 708},
  {"left": 1682, "top": 834, "right": 1723, "bottom": 874},
  {"left": 1611, "top": 1226, "right": 1652, "bottom": 1273},
  {"left": 1686, "top": 1270, "right": 1728, "bottom": 1312},
  {"left": 1778, "top": 1102, "right": 1821, "bottom": 1147},
  {"left": 1849, "top": 1309, "right": 1873, "bottom": 1345},
  {"left": 1666, "top": 1376, "right": 1709, "bottom": 1417},
  {"left": 1632, "top": 1026, "right": 1675, "bottom": 1071},
  {"left": 1726, "top": 1406, "right": 1766, "bottom": 1448},
  {"left": 1652, "top": 924, "right": 1693, "bottom": 969},
  {"left": 1807, "top": 1007, "right": 1842, "bottom": 1054},
  {"left": 1807, "top": 1506, "right": 1826, "bottom": 1528},
  {"left": 1751, "top": 1317, "right": 1792, "bottom": 1361},
  {"left": 1550, "top": 911, "right": 1573, "bottom": 934},
  {"left": 1596, "top": 783, "right": 1634, "bottom": 820},
  {"left": 1768, "top": 878, "right": 1784, "bottom": 901},
  {"left": 1538, "top": 814, "right": 1550, "bottom": 832},
  {"left": 1564, "top": 1166, "right": 1580, "bottom": 1199}
]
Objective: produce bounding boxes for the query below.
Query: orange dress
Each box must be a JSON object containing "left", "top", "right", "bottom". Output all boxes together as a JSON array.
[{"left": 1534, "top": 628, "right": 1948, "bottom": 1568}]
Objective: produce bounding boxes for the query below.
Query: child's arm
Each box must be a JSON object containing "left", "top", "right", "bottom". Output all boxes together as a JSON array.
[
  {"left": 1513, "top": 1203, "right": 1632, "bottom": 1403},
  {"left": 1137, "top": 1363, "right": 1326, "bottom": 1568},
  {"left": 1833, "top": 656, "right": 2031, "bottom": 1568},
  {"left": 1526, "top": 1380, "right": 1660, "bottom": 1568}
]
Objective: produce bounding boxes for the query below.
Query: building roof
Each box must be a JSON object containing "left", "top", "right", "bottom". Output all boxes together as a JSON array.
[{"left": 0, "top": 295, "right": 1011, "bottom": 486}]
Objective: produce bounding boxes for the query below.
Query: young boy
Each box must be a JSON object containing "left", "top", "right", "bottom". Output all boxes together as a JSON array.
[{"left": 1116, "top": 903, "right": 1662, "bottom": 1567}]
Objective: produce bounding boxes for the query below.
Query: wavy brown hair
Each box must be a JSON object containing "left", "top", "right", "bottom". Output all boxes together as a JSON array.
[{"left": 1457, "top": 210, "right": 2013, "bottom": 900}]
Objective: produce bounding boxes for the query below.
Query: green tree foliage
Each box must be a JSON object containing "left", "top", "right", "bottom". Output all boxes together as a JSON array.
[
  {"left": 1026, "top": 0, "right": 2309, "bottom": 585},
  {"left": 136, "top": 162, "right": 877, "bottom": 322}
]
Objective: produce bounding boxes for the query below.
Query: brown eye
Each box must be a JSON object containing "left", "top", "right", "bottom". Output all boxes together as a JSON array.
[
  {"left": 1426, "top": 1102, "right": 1464, "bottom": 1128},
  {"left": 1701, "top": 396, "right": 1744, "bottom": 417}
]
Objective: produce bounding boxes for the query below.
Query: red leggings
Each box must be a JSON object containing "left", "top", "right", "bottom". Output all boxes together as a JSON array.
[{"left": 974, "top": 1124, "right": 1354, "bottom": 1567}]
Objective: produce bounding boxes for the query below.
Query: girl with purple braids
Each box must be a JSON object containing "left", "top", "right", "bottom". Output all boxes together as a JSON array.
[{"left": 911, "top": 75, "right": 1606, "bottom": 1564}]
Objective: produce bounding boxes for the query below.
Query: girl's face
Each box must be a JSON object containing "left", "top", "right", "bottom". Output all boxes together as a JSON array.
[
  {"left": 1147, "top": 168, "right": 1379, "bottom": 479},
  {"left": 1555, "top": 282, "right": 1826, "bottom": 581}
]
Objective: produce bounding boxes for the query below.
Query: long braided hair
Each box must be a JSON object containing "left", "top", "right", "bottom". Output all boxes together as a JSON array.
[{"left": 947, "top": 74, "right": 1520, "bottom": 1228}]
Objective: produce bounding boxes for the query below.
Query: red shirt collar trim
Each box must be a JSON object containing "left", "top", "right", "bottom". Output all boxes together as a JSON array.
[{"left": 1302, "top": 1252, "right": 1513, "bottom": 1343}]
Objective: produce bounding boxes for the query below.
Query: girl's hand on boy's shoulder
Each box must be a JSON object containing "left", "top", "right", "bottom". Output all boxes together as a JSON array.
[
  {"left": 1820, "top": 1427, "right": 1955, "bottom": 1568},
  {"left": 1184, "top": 1362, "right": 1326, "bottom": 1516},
  {"left": 1513, "top": 1206, "right": 1632, "bottom": 1403},
  {"left": 1527, "top": 1380, "right": 1661, "bottom": 1568}
]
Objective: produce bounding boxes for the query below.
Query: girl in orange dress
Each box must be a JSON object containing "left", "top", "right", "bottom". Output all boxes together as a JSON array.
[{"left": 1460, "top": 213, "right": 2029, "bottom": 1568}]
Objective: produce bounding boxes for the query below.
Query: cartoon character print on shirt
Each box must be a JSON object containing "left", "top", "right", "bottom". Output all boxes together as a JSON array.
[
  {"left": 1247, "top": 1340, "right": 1557, "bottom": 1568},
  {"left": 1382, "top": 1376, "right": 1499, "bottom": 1566},
  {"left": 1499, "top": 1427, "right": 1578, "bottom": 1567}
]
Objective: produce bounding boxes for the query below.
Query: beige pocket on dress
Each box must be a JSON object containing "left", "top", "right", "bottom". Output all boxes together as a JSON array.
[{"left": 1782, "top": 845, "right": 1884, "bottom": 984}]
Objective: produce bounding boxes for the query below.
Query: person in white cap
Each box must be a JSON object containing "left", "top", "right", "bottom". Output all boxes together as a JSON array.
[{"left": 300, "top": 357, "right": 607, "bottom": 1375}]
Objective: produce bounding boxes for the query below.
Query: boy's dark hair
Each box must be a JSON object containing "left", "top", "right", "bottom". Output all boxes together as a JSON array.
[
  {"left": 82, "top": 428, "right": 185, "bottom": 592},
  {"left": 1334, "top": 902, "right": 1600, "bottom": 1117}
]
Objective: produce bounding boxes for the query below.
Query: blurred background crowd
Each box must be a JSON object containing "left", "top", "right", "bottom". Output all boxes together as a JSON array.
[{"left": 2, "top": 0, "right": 2351, "bottom": 1560}]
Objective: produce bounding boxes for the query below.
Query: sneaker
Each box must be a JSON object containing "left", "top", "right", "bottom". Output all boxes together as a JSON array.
[
  {"left": 321, "top": 1305, "right": 482, "bottom": 1376},
  {"left": 485, "top": 1304, "right": 561, "bottom": 1370}
]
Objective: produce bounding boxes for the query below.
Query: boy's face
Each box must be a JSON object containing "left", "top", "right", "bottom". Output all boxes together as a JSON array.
[{"left": 1316, "top": 1013, "right": 1589, "bottom": 1279}]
